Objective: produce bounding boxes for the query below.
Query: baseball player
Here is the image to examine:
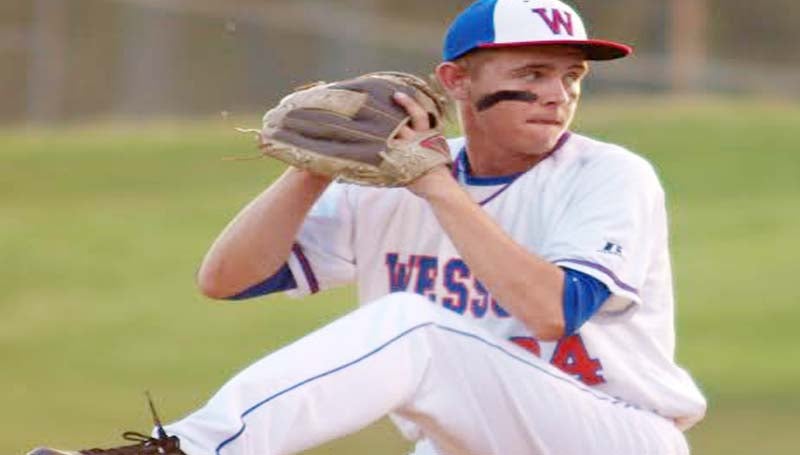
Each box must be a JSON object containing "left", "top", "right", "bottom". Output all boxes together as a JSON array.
[{"left": 30, "top": 0, "right": 706, "bottom": 454}]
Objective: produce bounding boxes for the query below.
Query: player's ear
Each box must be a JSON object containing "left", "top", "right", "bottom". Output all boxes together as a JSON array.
[{"left": 435, "top": 61, "right": 470, "bottom": 102}]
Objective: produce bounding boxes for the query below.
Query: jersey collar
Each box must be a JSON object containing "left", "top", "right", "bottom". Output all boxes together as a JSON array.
[{"left": 453, "top": 132, "right": 572, "bottom": 186}]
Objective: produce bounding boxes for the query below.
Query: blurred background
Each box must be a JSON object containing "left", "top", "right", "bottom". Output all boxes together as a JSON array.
[
  {"left": 2, "top": 0, "right": 800, "bottom": 125},
  {"left": 2, "top": 1, "right": 799, "bottom": 454}
]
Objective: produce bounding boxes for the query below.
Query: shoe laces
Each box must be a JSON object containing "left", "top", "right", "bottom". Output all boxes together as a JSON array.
[
  {"left": 80, "top": 432, "right": 179, "bottom": 455},
  {"left": 80, "top": 392, "right": 181, "bottom": 455}
]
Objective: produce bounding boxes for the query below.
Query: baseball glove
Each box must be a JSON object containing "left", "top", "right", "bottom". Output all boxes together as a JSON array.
[{"left": 242, "top": 72, "right": 451, "bottom": 187}]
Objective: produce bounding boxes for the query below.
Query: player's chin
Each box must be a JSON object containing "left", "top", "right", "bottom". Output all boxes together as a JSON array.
[
  {"left": 521, "top": 122, "right": 566, "bottom": 144},
  {"left": 525, "top": 119, "right": 565, "bottom": 129}
]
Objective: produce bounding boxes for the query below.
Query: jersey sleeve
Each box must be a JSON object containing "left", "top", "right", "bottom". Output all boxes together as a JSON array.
[
  {"left": 285, "top": 183, "right": 357, "bottom": 298},
  {"left": 542, "top": 149, "right": 666, "bottom": 314}
]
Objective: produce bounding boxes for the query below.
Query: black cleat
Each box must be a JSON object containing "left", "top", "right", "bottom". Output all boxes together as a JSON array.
[
  {"left": 27, "top": 393, "right": 184, "bottom": 455},
  {"left": 27, "top": 432, "right": 183, "bottom": 455}
]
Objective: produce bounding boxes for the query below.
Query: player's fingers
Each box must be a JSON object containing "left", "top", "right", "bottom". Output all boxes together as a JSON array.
[
  {"left": 393, "top": 124, "right": 416, "bottom": 141},
  {"left": 393, "top": 92, "right": 430, "bottom": 131}
]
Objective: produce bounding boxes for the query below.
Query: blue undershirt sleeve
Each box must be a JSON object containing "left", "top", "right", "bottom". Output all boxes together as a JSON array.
[
  {"left": 561, "top": 267, "right": 611, "bottom": 335},
  {"left": 225, "top": 263, "right": 298, "bottom": 301}
]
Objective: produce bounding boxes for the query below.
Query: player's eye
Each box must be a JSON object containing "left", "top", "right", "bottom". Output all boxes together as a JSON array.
[
  {"left": 520, "top": 71, "right": 544, "bottom": 82},
  {"left": 564, "top": 72, "right": 582, "bottom": 83}
]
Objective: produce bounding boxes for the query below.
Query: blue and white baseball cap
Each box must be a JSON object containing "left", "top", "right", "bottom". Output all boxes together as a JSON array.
[{"left": 443, "top": 0, "right": 632, "bottom": 61}]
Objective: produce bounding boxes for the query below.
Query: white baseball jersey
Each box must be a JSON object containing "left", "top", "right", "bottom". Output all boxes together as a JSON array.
[{"left": 284, "top": 131, "right": 706, "bottom": 429}]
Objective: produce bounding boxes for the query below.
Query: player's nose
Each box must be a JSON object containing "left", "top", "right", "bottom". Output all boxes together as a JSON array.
[{"left": 537, "top": 78, "right": 572, "bottom": 106}]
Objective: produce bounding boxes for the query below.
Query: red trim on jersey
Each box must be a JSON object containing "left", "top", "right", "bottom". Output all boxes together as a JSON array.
[{"left": 292, "top": 243, "right": 320, "bottom": 294}]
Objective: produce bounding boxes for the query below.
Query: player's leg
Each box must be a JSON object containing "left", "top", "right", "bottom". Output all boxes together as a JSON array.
[
  {"left": 162, "top": 292, "right": 686, "bottom": 455},
  {"left": 163, "top": 292, "right": 440, "bottom": 455},
  {"left": 395, "top": 343, "right": 688, "bottom": 455},
  {"left": 378, "top": 301, "right": 687, "bottom": 455}
]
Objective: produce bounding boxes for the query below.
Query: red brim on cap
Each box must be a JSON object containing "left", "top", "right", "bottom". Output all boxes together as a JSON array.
[{"left": 479, "top": 39, "right": 632, "bottom": 61}]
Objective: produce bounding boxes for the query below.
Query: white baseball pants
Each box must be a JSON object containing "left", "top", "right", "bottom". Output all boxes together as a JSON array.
[{"left": 163, "top": 292, "right": 689, "bottom": 455}]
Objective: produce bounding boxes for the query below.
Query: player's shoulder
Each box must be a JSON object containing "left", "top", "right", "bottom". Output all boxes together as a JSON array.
[{"left": 561, "top": 132, "right": 662, "bottom": 187}]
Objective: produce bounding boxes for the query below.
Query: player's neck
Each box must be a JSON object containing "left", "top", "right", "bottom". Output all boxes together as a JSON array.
[
  {"left": 458, "top": 104, "right": 564, "bottom": 176},
  {"left": 463, "top": 129, "right": 553, "bottom": 177}
]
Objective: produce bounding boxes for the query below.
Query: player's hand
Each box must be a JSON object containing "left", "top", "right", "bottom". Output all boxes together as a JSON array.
[
  {"left": 392, "top": 91, "right": 438, "bottom": 141},
  {"left": 392, "top": 91, "right": 454, "bottom": 197}
]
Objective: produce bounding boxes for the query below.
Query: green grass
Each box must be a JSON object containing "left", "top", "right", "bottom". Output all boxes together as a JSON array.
[{"left": 2, "top": 98, "right": 799, "bottom": 454}]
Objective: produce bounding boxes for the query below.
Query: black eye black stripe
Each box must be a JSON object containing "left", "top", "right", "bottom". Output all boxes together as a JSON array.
[{"left": 475, "top": 90, "right": 539, "bottom": 112}]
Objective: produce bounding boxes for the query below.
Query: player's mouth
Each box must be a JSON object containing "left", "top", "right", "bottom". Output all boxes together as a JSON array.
[{"left": 526, "top": 118, "right": 563, "bottom": 126}]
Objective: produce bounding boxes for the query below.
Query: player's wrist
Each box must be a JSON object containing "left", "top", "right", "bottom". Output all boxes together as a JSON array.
[
  {"left": 286, "top": 166, "right": 334, "bottom": 187},
  {"left": 407, "top": 166, "right": 459, "bottom": 200}
]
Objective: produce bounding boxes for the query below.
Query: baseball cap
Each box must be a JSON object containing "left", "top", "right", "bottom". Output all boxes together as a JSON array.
[{"left": 443, "top": 0, "right": 632, "bottom": 61}]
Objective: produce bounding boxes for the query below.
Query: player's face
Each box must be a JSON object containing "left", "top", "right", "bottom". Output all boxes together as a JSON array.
[{"left": 463, "top": 46, "right": 588, "bottom": 155}]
